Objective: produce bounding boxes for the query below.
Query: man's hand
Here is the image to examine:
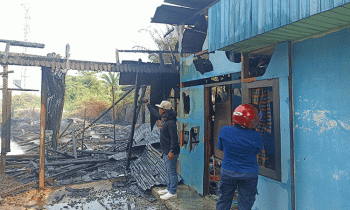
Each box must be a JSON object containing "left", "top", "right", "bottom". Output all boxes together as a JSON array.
[
  {"left": 168, "top": 151, "right": 174, "bottom": 160},
  {"left": 143, "top": 98, "right": 150, "bottom": 105}
]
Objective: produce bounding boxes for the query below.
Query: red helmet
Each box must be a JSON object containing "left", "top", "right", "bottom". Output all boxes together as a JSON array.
[{"left": 232, "top": 104, "right": 261, "bottom": 129}]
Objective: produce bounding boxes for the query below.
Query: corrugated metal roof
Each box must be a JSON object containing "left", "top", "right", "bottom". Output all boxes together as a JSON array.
[
  {"left": 151, "top": 4, "right": 200, "bottom": 25},
  {"left": 0, "top": 52, "right": 175, "bottom": 73},
  {"left": 151, "top": 0, "right": 218, "bottom": 25},
  {"left": 164, "top": 0, "right": 218, "bottom": 10},
  {"left": 208, "top": 0, "right": 350, "bottom": 53}
]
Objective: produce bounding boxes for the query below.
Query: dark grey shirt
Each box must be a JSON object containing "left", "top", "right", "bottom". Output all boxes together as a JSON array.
[{"left": 147, "top": 104, "right": 180, "bottom": 155}]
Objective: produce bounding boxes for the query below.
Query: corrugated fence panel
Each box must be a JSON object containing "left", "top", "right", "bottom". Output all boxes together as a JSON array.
[{"left": 208, "top": 0, "right": 350, "bottom": 52}]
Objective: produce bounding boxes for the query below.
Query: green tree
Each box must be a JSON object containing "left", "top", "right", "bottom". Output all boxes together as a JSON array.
[
  {"left": 12, "top": 93, "right": 41, "bottom": 110},
  {"left": 100, "top": 72, "right": 122, "bottom": 99},
  {"left": 134, "top": 25, "right": 179, "bottom": 65},
  {"left": 11, "top": 93, "right": 41, "bottom": 118},
  {"left": 100, "top": 72, "right": 135, "bottom": 121},
  {"left": 64, "top": 71, "right": 108, "bottom": 115}
]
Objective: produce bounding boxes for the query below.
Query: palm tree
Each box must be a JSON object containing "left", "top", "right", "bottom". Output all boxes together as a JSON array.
[{"left": 100, "top": 72, "right": 134, "bottom": 121}]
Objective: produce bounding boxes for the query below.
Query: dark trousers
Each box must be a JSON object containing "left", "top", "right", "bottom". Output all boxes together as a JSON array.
[{"left": 216, "top": 168, "right": 258, "bottom": 210}]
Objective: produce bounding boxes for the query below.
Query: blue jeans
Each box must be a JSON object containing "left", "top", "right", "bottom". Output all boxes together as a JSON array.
[
  {"left": 163, "top": 153, "right": 179, "bottom": 194},
  {"left": 216, "top": 168, "right": 258, "bottom": 210}
]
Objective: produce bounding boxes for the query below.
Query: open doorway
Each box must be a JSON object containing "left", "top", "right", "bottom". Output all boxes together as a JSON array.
[{"left": 203, "top": 79, "right": 242, "bottom": 196}]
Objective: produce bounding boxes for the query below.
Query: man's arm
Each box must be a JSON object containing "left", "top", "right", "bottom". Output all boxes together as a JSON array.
[
  {"left": 146, "top": 104, "right": 162, "bottom": 120},
  {"left": 217, "top": 136, "right": 224, "bottom": 151}
]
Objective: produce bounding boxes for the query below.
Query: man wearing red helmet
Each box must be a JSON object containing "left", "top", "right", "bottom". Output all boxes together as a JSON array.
[{"left": 216, "top": 104, "right": 263, "bottom": 210}]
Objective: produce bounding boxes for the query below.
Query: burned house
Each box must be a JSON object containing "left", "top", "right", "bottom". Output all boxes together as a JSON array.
[{"left": 152, "top": 0, "right": 350, "bottom": 209}]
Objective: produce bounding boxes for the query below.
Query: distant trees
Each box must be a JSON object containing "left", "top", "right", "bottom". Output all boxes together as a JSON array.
[
  {"left": 133, "top": 25, "right": 179, "bottom": 65},
  {"left": 64, "top": 71, "right": 134, "bottom": 121},
  {"left": 11, "top": 93, "right": 41, "bottom": 118}
]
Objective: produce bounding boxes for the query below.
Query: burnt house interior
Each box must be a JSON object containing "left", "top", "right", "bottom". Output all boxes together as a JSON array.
[{"left": 0, "top": 0, "right": 278, "bottom": 206}]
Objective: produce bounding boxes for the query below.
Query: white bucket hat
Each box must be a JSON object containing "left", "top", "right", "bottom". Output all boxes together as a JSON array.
[{"left": 155, "top": 100, "right": 172, "bottom": 110}]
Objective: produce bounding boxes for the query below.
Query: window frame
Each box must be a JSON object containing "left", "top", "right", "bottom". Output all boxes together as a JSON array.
[{"left": 242, "top": 78, "right": 281, "bottom": 181}]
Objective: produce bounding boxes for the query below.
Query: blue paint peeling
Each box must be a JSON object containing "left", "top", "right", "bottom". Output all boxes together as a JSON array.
[
  {"left": 293, "top": 27, "right": 350, "bottom": 209},
  {"left": 179, "top": 86, "right": 205, "bottom": 194}
]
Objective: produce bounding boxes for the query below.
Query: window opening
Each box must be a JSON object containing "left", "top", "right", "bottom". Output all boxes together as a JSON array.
[
  {"left": 241, "top": 45, "right": 275, "bottom": 82},
  {"left": 242, "top": 79, "right": 281, "bottom": 181},
  {"left": 180, "top": 123, "right": 189, "bottom": 148},
  {"left": 189, "top": 126, "right": 200, "bottom": 152},
  {"left": 225, "top": 50, "right": 241, "bottom": 63},
  {"left": 193, "top": 53, "right": 213, "bottom": 75},
  {"left": 182, "top": 91, "right": 190, "bottom": 114}
]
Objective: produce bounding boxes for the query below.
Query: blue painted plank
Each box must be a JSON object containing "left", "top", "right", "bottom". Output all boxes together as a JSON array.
[
  {"left": 221, "top": 0, "right": 226, "bottom": 46},
  {"left": 229, "top": 0, "right": 236, "bottom": 43},
  {"left": 240, "top": 0, "right": 246, "bottom": 40},
  {"left": 310, "top": 0, "right": 320, "bottom": 15},
  {"left": 321, "top": 0, "right": 333, "bottom": 11},
  {"left": 245, "top": 0, "right": 252, "bottom": 39},
  {"left": 273, "top": 0, "right": 281, "bottom": 29},
  {"left": 258, "top": 0, "right": 265, "bottom": 34},
  {"left": 333, "top": 0, "right": 344, "bottom": 6},
  {"left": 290, "top": 0, "right": 300, "bottom": 22},
  {"left": 265, "top": 0, "right": 273, "bottom": 32},
  {"left": 234, "top": 0, "right": 240, "bottom": 42},
  {"left": 224, "top": 0, "right": 230, "bottom": 45},
  {"left": 208, "top": 5, "right": 214, "bottom": 51},
  {"left": 251, "top": 0, "right": 259, "bottom": 36},
  {"left": 280, "top": 0, "right": 290, "bottom": 26},
  {"left": 300, "top": 0, "right": 310, "bottom": 19},
  {"left": 216, "top": 3, "right": 222, "bottom": 49}
]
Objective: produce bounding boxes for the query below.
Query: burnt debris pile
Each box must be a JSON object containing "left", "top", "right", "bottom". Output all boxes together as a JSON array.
[{"left": 1, "top": 118, "right": 181, "bottom": 197}]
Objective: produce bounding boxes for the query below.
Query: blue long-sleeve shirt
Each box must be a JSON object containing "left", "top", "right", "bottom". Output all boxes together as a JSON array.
[{"left": 218, "top": 125, "right": 263, "bottom": 174}]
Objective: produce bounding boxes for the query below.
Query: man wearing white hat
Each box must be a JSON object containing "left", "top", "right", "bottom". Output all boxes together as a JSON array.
[{"left": 145, "top": 99, "right": 180, "bottom": 200}]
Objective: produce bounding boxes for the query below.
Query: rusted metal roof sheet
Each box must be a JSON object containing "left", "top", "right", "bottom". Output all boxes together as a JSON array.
[
  {"left": 208, "top": 0, "right": 350, "bottom": 53},
  {"left": 0, "top": 52, "right": 174, "bottom": 73}
]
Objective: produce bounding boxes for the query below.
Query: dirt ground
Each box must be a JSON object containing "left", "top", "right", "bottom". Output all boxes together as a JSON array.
[{"left": 0, "top": 179, "right": 168, "bottom": 210}]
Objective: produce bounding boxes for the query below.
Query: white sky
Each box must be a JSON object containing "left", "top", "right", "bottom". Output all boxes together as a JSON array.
[{"left": 0, "top": 0, "right": 165, "bottom": 91}]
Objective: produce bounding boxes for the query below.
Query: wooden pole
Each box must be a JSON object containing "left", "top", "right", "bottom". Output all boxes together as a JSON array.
[
  {"left": 126, "top": 73, "right": 140, "bottom": 169},
  {"left": 82, "top": 109, "right": 86, "bottom": 150},
  {"left": 39, "top": 68, "right": 47, "bottom": 189},
  {"left": 112, "top": 86, "right": 116, "bottom": 144},
  {"left": 1, "top": 65, "right": 8, "bottom": 175}
]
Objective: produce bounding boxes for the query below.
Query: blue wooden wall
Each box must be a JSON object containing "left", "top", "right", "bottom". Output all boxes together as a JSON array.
[
  {"left": 179, "top": 86, "right": 205, "bottom": 193},
  {"left": 292, "top": 27, "right": 350, "bottom": 209},
  {"left": 208, "top": 0, "right": 350, "bottom": 52},
  {"left": 252, "top": 43, "right": 292, "bottom": 209},
  {"left": 181, "top": 51, "right": 241, "bottom": 82}
]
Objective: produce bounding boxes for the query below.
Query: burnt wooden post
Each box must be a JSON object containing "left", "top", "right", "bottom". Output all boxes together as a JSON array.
[
  {"left": 82, "top": 109, "right": 86, "bottom": 150},
  {"left": 72, "top": 126, "right": 77, "bottom": 158},
  {"left": 126, "top": 72, "right": 140, "bottom": 169},
  {"left": 1, "top": 65, "right": 10, "bottom": 175},
  {"left": 141, "top": 102, "right": 145, "bottom": 124},
  {"left": 112, "top": 86, "right": 116, "bottom": 144},
  {"left": 126, "top": 85, "right": 147, "bottom": 169},
  {"left": 39, "top": 68, "right": 47, "bottom": 189}
]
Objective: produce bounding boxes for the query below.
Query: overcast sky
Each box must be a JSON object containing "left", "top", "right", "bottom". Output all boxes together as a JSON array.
[{"left": 0, "top": 0, "right": 165, "bottom": 90}]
